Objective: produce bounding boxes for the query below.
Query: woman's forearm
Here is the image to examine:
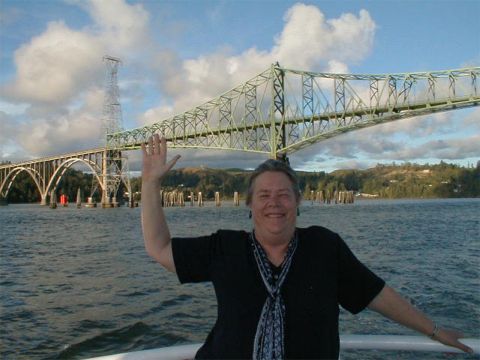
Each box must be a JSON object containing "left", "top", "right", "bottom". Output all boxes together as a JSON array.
[
  {"left": 368, "top": 285, "right": 434, "bottom": 335},
  {"left": 140, "top": 135, "right": 180, "bottom": 272},
  {"left": 368, "top": 285, "right": 473, "bottom": 354},
  {"left": 141, "top": 180, "right": 176, "bottom": 272}
]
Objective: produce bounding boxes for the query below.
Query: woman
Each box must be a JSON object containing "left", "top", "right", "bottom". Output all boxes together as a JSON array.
[{"left": 141, "top": 134, "right": 473, "bottom": 359}]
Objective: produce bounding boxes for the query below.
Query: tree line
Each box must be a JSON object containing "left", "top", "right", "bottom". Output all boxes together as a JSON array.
[{"left": 2, "top": 161, "right": 479, "bottom": 203}]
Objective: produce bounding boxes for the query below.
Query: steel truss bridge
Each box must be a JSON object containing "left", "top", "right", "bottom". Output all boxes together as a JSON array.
[{"left": 1, "top": 64, "right": 479, "bottom": 205}]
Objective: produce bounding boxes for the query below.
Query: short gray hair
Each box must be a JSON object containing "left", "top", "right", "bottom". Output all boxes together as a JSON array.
[{"left": 246, "top": 159, "right": 301, "bottom": 206}]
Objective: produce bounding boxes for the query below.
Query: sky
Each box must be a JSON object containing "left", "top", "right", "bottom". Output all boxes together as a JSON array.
[{"left": 0, "top": 0, "right": 479, "bottom": 173}]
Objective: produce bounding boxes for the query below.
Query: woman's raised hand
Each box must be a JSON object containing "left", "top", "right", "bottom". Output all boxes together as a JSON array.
[{"left": 141, "top": 134, "right": 181, "bottom": 185}]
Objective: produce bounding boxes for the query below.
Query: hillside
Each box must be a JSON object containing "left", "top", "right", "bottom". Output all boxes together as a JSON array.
[
  {"left": 335, "top": 162, "right": 480, "bottom": 198},
  {"left": 131, "top": 161, "right": 479, "bottom": 200},
  {"left": 4, "top": 161, "right": 479, "bottom": 203}
]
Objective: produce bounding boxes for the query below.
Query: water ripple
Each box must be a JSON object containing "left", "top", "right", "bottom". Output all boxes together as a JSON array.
[{"left": 1, "top": 200, "right": 479, "bottom": 359}]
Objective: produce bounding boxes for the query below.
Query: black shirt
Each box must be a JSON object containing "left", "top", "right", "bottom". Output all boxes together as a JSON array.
[{"left": 171, "top": 226, "right": 385, "bottom": 359}]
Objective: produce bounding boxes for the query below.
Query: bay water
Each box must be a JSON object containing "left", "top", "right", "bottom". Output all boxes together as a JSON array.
[{"left": 1, "top": 199, "right": 479, "bottom": 359}]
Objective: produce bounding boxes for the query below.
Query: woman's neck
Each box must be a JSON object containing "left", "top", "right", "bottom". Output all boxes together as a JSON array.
[{"left": 254, "top": 227, "right": 296, "bottom": 266}]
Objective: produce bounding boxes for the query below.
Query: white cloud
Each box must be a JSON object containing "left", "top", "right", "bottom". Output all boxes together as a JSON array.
[
  {"left": 272, "top": 5, "right": 375, "bottom": 69},
  {"left": 0, "top": 100, "right": 28, "bottom": 115},
  {"left": 3, "top": 21, "right": 104, "bottom": 104},
  {"left": 0, "top": 0, "right": 151, "bottom": 160},
  {"left": 15, "top": 87, "right": 105, "bottom": 157},
  {"left": 171, "top": 148, "right": 266, "bottom": 171},
  {"left": 1, "top": 0, "right": 150, "bottom": 107},
  {"left": 386, "top": 135, "right": 480, "bottom": 161},
  {"left": 325, "top": 60, "right": 350, "bottom": 74},
  {"left": 140, "top": 104, "right": 175, "bottom": 126},
  {"left": 331, "top": 159, "right": 372, "bottom": 171},
  {"left": 147, "top": 5, "right": 377, "bottom": 120},
  {"left": 84, "top": 0, "right": 149, "bottom": 52},
  {"left": 0, "top": 111, "right": 20, "bottom": 161}
]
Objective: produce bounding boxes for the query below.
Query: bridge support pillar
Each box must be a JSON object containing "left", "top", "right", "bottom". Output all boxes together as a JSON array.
[
  {"left": 40, "top": 194, "right": 48, "bottom": 206},
  {"left": 102, "top": 194, "right": 113, "bottom": 208}
]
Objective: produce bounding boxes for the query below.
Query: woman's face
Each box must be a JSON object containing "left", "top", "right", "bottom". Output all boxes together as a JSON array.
[{"left": 250, "top": 171, "right": 299, "bottom": 238}]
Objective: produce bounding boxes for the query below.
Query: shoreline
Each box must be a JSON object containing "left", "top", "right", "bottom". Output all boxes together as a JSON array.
[{"left": 2, "top": 197, "right": 479, "bottom": 207}]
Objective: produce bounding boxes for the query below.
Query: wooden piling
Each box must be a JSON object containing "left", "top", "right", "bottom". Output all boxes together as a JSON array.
[
  {"left": 198, "top": 192, "right": 203, "bottom": 207},
  {"left": 178, "top": 191, "right": 185, "bottom": 206},
  {"left": 318, "top": 190, "right": 325, "bottom": 203},
  {"left": 233, "top": 191, "right": 239, "bottom": 206},
  {"left": 315, "top": 189, "right": 354, "bottom": 205},
  {"left": 164, "top": 191, "right": 169, "bottom": 207},
  {"left": 76, "top": 188, "right": 82, "bottom": 208},
  {"left": 49, "top": 190, "right": 57, "bottom": 209},
  {"left": 215, "top": 192, "right": 221, "bottom": 207}
]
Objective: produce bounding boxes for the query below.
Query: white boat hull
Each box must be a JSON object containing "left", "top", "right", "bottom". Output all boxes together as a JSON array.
[{"left": 84, "top": 335, "right": 479, "bottom": 360}]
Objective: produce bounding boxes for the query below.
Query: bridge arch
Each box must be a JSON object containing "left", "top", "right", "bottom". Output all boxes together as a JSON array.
[
  {"left": 0, "top": 166, "right": 43, "bottom": 200},
  {"left": 44, "top": 158, "right": 103, "bottom": 198}
]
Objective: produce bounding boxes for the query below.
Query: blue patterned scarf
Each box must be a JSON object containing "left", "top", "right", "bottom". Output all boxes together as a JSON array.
[{"left": 251, "top": 231, "right": 298, "bottom": 360}]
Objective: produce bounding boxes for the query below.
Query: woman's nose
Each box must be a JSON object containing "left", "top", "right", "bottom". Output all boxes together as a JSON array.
[{"left": 267, "top": 195, "right": 281, "bottom": 206}]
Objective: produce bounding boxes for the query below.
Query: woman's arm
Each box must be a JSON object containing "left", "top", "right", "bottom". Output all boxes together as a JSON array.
[
  {"left": 368, "top": 285, "right": 473, "bottom": 354},
  {"left": 141, "top": 134, "right": 180, "bottom": 272}
]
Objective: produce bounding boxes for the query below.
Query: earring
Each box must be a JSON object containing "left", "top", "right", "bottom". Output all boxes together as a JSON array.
[
  {"left": 249, "top": 210, "right": 252, "bottom": 219},
  {"left": 297, "top": 208, "right": 300, "bottom": 216}
]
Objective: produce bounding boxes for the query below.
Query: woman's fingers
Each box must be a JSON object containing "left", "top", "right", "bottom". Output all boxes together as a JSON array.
[
  {"left": 160, "top": 136, "right": 167, "bottom": 163},
  {"left": 154, "top": 133, "right": 161, "bottom": 155},
  {"left": 143, "top": 135, "right": 165, "bottom": 158},
  {"left": 143, "top": 135, "right": 180, "bottom": 172},
  {"left": 144, "top": 135, "right": 179, "bottom": 165},
  {"left": 451, "top": 338, "right": 474, "bottom": 354},
  {"left": 165, "top": 154, "right": 181, "bottom": 173},
  {"left": 439, "top": 329, "right": 474, "bottom": 354},
  {"left": 148, "top": 136, "right": 154, "bottom": 155}
]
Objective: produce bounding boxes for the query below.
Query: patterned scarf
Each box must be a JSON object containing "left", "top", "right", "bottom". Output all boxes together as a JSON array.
[{"left": 250, "top": 231, "right": 298, "bottom": 360}]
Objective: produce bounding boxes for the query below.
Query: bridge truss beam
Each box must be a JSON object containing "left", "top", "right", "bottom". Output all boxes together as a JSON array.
[{"left": 106, "top": 65, "right": 479, "bottom": 159}]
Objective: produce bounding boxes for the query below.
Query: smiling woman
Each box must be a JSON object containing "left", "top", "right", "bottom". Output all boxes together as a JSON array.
[
  {"left": 246, "top": 160, "right": 301, "bottom": 266},
  {"left": 140, "top": 135, "right": 473, "bottom": 359}
]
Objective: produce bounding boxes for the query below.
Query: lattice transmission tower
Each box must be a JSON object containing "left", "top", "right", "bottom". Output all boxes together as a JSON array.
[
  {"left": 99, "top": 55, "right": 131, "bottom": 207},
  {"left": 102, "top": 56, "right": 123, "bottom": 137}
]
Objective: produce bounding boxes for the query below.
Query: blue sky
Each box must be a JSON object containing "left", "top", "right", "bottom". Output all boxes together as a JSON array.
[{"left": 1, "top": 0, "right": 479, "bottom": 172}]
